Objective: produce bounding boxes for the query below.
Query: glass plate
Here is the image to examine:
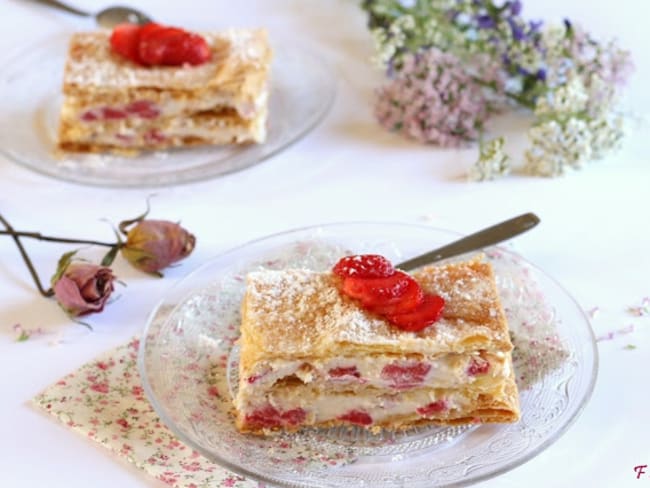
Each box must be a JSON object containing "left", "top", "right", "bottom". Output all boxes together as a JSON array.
[
  {"left": 0, "top": 33, "right": 335, "bottom": 187},
  {"left": 138, "top": 222, "right": 597, "bottom": 487}
]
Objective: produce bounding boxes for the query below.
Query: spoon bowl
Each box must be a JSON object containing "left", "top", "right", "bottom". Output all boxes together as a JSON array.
[
  {"left": 36, "top": 0, "right": 152, "bottom": 28},
  {"left": 95, "top": 6, "right": 152, "bottom": 28}
]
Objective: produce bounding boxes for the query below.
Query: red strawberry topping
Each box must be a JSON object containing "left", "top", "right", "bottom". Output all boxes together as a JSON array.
[
  {"left": 381, "top": 361, "right": 431, "bottom": 389},
  {"left": 109, "top": 22, "right": 211, "bottom": 66},
  {"left": 367, "top": 277, "right": 423, "bottom": 315},
  {"left": 386, "top": 294, "right": 445, "bottom": 332},
  {"left": 342, "top": 271, "right": 415, "bottom": 309},
  {"left": 332, "top": 254, "right": 445, "bottom": 332},
  {"left": 337, "top": 410, "right": 373, "bottom": 426},
  {"left": 333, "top": 254, "right": 395, "bottom": 279},
  {"left": 110, "top": 23, "right": 142, "bottom": 64}
]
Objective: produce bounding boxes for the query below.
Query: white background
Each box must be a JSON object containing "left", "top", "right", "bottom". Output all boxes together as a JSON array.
[{"left": 1, "top": 0, "right": 649, "bottom": 486}]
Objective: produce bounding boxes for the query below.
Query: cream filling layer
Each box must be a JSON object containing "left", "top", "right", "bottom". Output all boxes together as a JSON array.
[
  {"left": 239, "top": 352, "right": 506, "bottom": 397},
  {"left": 238, "top": 385, "right": 503, "bottom": 426},
  {"left": 63, "top": 87, "right": 269, "bottom": 123}
]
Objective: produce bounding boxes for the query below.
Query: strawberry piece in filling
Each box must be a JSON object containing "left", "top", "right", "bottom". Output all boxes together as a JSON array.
[
  {"left": 381, "top": 361, "right": 431, "bottom": 389},
  {"left": 337, "top": 410, "right": 373, "bottom": 426},
  {"left": 328, "top": 366, "right": 361, "bottom": 379},
  {"left": 467, "top": 356, "right": 490, "bottom": 376},
  {"left": 80, "top": 101, "right": 160, "bottom": 123},
  {"left": 416, "top": 399, "right": 448, "bottom": 416},
  {"left": 125, "top": 100, "right": 161, "bottom": 119},
  {"left": 244, "top": 405, "right": 306, "bottom": 429}
]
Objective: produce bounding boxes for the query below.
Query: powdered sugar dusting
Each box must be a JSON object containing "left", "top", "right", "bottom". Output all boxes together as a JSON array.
[{"left": 63, "top": 29, "right": 269, "bottom": 90}]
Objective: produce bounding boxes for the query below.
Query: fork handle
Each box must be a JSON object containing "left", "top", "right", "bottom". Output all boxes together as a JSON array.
[
  {"left": 34, "top": 0, "right": 91, "bottom": 17},
  {"left": 398, "top": 212, "right": 540, "bottom": 271}
]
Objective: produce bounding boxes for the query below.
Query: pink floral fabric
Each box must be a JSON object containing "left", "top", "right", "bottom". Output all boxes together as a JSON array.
[{"left": 32, "top": 338, "right": 261, "bottom": 488}]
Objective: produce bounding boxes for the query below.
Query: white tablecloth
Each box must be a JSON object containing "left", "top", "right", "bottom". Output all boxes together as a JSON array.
[{"left": 1, "top": 0, "right": 648, "bottom": 486}]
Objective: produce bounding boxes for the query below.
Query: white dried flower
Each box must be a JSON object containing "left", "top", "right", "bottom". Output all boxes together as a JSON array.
[{"left": 468, "top": 137, "right": 510, "bottom": 181}]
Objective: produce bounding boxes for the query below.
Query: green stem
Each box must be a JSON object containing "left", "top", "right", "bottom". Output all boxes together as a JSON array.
[
  {"left": 470, "top": 76, "right": 536, "bottom": 109},
  {"left": 0, "top": 215, "right": 54, "bottom": 297}
]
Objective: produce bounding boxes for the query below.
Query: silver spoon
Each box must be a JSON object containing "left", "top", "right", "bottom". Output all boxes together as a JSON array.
[
  {"left": 398, "top": 212, "right": 540, "bottom": 271},
  {"left": 36, "top": 0, "right": 152, "bottom": 28}
]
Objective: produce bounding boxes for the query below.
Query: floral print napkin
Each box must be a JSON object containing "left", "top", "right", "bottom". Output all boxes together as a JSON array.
[{"left": 32, "top": 338, "right": 260, "bottom": 488}]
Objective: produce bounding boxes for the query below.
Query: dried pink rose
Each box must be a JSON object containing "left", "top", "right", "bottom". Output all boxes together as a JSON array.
[
  {"left": 121, "top": 219, "right": 195, "bottom": 275},
  {"left": 52, "top": 262, "right": 115, "bottom": 317}
]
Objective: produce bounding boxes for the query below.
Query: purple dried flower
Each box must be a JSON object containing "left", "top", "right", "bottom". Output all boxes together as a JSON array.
[
  {"left": 375, "top": 47, "right": 490, "bottom": 146},
  {"left": 509, "top": 0, "right": 522, "bottom": 16},
  {"left": 508, "top": 18, "right": 525, "bottom": 41},
  {"left": 477, "top": 15, "right": 495, "bottom": 29},
  {"left": 529, "top": 20, "right": 543, "bottom": 33}
]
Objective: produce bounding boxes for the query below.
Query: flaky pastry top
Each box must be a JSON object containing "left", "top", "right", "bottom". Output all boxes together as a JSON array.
[
  {"left": 62, "top": 28, "right": 271, "bottom": 92},
  {"left": 239, "top": 256, "right": 513, "bottom": 369}
]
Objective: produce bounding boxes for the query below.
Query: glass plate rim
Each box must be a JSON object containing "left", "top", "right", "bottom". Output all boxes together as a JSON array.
[
  {"left": 0, "top": 31, "right": 336, "bottom": 188},
  {"left": 137, "top": 220, "right": 599, "bottom": 487}
]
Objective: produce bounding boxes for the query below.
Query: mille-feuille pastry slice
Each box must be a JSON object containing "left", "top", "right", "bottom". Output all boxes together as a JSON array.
[
  {"left": 58, "top": 26, "right": 271, "bottom": 153},
  {"left": 233, "top": 255, "right": 520, "bottom": 434}
]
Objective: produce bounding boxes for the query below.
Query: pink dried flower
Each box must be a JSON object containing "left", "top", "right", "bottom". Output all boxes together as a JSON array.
[
  {"left": 121, "top": 219, "right": 195, "bottom": 275},
  {"left": 375, "top": 47, "right": 491, "bottom": 146},
  {"left": 52, "top": 257, "right": 115, "bottom": 317}
]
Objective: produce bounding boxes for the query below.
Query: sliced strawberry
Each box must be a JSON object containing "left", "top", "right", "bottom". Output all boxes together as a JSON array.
[
  {"left": 139, "top": 25, "right": 210, "bottom": 66},
  {"left": 381, "top": 361, "right": 431, "bottom": 389},
  {"left": 138, "top": 25, "right": 177, "bottom": 65},
  {"left": 368, "top": 277, "right": 423, "bottom": 315},
  {"left": 161, "top": 32, "right": 211, "bottom": 65},
  {"left": 337, "top": 410, "right": 373, "bottom": 426},
  {"left": 332, "top": 254, "right": 395, "bottom": 279},
  {"left": 342, "top": 271, "right": 414, "bottom": 309},
  {"left": 387, "top": 294, "right": 445, "bottom": 332},
  {"left": 109, "top": 23, "right": 142, "bottom": 64}
]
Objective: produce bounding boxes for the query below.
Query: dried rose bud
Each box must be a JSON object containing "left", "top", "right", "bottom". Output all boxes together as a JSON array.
[
  {"left": 121, "top": 219, "right": 195, "bottom": 275},
  {"left": 52, "top": 262, "right": 115, "bottom": 317}
]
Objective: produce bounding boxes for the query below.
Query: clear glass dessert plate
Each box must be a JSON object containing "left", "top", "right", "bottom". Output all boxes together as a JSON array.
[
  {"left": 138, "top": 222, "right": 598, "bottom": 487},
  {"left": 0, "top": 33, "right": 335, "bottom": 187}
]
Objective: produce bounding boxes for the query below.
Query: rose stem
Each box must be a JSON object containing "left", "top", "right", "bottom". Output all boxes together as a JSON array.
[
  {"left": 0, "top": 230, "right": 117, "bottom": 248},
  {"left": 0, "top": 214, "right": 54, "bottom": 297}
]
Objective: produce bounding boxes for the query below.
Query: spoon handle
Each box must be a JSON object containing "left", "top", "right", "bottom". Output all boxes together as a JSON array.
[
  {"left": 34, "top": 0, "right": 90, "bottom": 17},
  {"left": 397, "top": 212, "right": 540, "bottom": 271}
]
